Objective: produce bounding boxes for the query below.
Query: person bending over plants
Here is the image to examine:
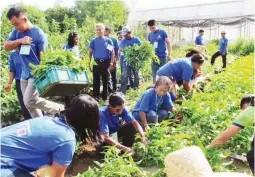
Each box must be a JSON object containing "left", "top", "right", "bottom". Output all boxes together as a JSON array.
[
  {"left": 208, "top": 94, "right": 254, "bottom": 175},
  {"left": 132, "top": 76, "right": 176, "bottom": 132},
  {"left": 157, "top": 53, "right": 205, "bottom": 94},
  {"left": 1, "top": 95, "right": 101, "bottom": 177},
  {"left": 100, "top": 93, "right": 148, "bottom": 155}
]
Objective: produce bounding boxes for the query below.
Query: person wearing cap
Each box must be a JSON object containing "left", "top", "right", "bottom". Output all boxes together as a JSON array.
[
  {"left": 211, "top": 31, "right": 228, "bottom": 68},
  {"left": 208, "top": 95, "right": 254, "bottom": 175},
  {"left": 195, "top": 29, "right": 205, "bottom": 46},
  {"left": 4, "top": 50, "right": 31, "bottom": 120},
  {"left": 119, "top": 26, "right": 142, "bottom": 94},
  {"left": 89, "top": 23, "right": 115, "bottom": 101},
  {"left": 4, "top": 7, "right": 64, "bottom": 118},
  {"left": 105, "top": 26, "right": 119, "bottom": 93},
  {"left": 99, "top": 93, "right": 148, "bottom": 155},
  {"left": 156, "top": 53, "right": 205, "bottom": 93},
  {"left": 147, "top": 20, "right": 172, "bottom": 84}
]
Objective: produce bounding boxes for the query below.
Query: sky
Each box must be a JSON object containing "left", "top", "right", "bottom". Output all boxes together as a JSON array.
[{"left": 1, "top": 0, "right": 230, "bottom": 11}]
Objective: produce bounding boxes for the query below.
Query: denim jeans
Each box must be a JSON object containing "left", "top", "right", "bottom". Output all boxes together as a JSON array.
[
  {"left": 211, "top": 51, "right": 227, "bottom": 68},
  {"left": 20, "top": 79, "right": 65, "bottom": 118},
  {"left": 15, "top": 80, "right": 31, "bottom": 120},
  {"left": 152, "top": 57, "right": 167, "bottom": 84},
  {"left": 132, "top": 110, "right": 169, "bottom": 123},
  {"left": 121, "top": 61, "right": 139, "bottom": 94}
]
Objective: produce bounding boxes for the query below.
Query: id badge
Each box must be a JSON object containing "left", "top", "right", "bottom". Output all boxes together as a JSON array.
[
  {"left": 20, "top": 45, "right": 31, "bottom": 55},
  {"left": 107, "top": 44, "right": 114, "bottom": 51},
  {"left": 153, "top": 42, "right": 158, "bottom": 49},
  {"left": 111, "top": 132, "right": 118, "bottom": 142}
]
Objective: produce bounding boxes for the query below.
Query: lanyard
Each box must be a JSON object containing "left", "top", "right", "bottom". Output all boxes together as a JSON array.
[{"left": 155, "top": 91, "right": 163, "bottom": 112}]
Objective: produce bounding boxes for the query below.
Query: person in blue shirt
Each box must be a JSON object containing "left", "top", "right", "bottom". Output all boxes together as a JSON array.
[
  {"left": 119, "top": 26, "right": 142, "bottom": 94},
  {"left": 132, "top": 76, "right": 176, "bottom": 131},
  {"left": 63, "top": 32, "right": 80, "bottom": 59},
  {"left": 4, "top": 7, "right": 64, "bottom": 118},
  {"left": 105, "top": 26, "right": 119, "bottom": 93},
  {"left": 211, "top": 31, "right": 228, "bottom": 68},
  {"left": 147, "top": 20, "right": 172, "bottom": 84},
  {"left": 89, "top": 23, "right": 115, "bottom": 101},
  {"left": 100, "top": 93, "right": 147, "bottom": 155},
  {"left": 1, "top": 94, "right": 101, "bottom": 177},
  {"left": 157, "top": 54, "right": 205, "bottom": 93},
  {"left": 4, "top": 51, "right": 31, "bottom": 120},
  {"left": 195, "top": 29, "right": 205, "bottom": 46}
]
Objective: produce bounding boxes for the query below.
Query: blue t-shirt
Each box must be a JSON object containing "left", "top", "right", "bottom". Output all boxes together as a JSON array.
[
  {"left": 89, "top": 37, "right": 113, "bottom": 60},
  {"left": 219, "top": 37, "right": 228, "bottom": 54},
  {"left": 157, "top": 58, "right": 194, "bottom": 82},
  {"left": 133, "top": 88, "right": 174, "bottom": 113},
  {"left": 9, "top": 51, "right": 22, "bottom": 80},
  {"left": 8, "top": 26, "right": 48, "bottom": 80},
  {"left": 1, "top": 116, "right": 76, "bottom": 172},
  {"left": 110, "top": 37, "right": 119, "bottom": 56},
  {"left": 100, "top": 106, "right": 134, "bottom": 134},
  {"left": 63, "top": 44, "right": 80, "bottom": 59},
  {"left": 195, "top": 35, "right": 204, "bottom": 46},
  {"left": 119, "top": 36, "right": 142, "bottom": 63},
  {"left": 148, "top": 29, "right": 168, "bottom": 58}
]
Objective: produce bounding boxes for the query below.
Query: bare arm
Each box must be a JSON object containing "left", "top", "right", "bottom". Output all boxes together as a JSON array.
[
  {"left": 89, "top": 48, "right": 93, "bottom": 62},
  {"left": 165, "top": 38, "right": 172, "bottom": 61},
  {"left": 5, "top": 72, "right": 15, "bottom": 92},
  {"left": 35, "top": 162, "right": 67, "bottom": 177},
  {"left": 101, "top": 133, "right": 131, "bottom": 152},
  {"left": 168, "top": 107, "right": 176, "bottom": 113},
  {"left": 4, "top": 36, "right": 32, "bottom": 51},
  {"left": 132, "top": 120, "right": 145, "bottom": 138},
  {"left": 209, "top": 125, "right": 241, "bottom": 148},
  {"left": 183, "top": 80, "right": 191, "bottom": 93}
]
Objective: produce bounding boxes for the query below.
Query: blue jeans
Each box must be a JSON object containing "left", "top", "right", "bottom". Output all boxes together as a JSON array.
[
  {"left": 1, "top": 167, "right": 34, "bottom": 177},
  {"left": 132, "top": 110, "right": 169, "bottom": 123},
  {"left": 152, "top": 57, "right": 167, "bottom": 84},
  {"left": 121, "top": 61, "right": 139, "bottom": 94}
]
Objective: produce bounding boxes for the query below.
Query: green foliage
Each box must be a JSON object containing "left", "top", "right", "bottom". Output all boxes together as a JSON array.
[
  {"left": 62, "top": 14, "right": 78, "bottom": 32},
  {"left": 210, "top": 39, "right": 220, "bottom": 46},
  {"left": 29, "top": 50, "right": 87, "bottom": 77},
  {"left": 125, "top": 41, "right": 159, "bottom": 70},
  {"left": 76, "top": 146, "right": 147, "bottom": 177},
  {"left": 229, "top": 38, "right": 254, "bottom": 56}
]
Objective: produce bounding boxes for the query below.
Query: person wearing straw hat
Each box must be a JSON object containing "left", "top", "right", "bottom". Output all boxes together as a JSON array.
[
  {"left": 164, "top": 146, "right": 252, "bottom": 177},
  {"left": 208, "top": 94, "right": 254, "bottom": 175},
  {"left": 3, "top": 7, "right": 64, "bottom": 118},
  {"left": 156, "top": 53, "right": 205, "bottom": 94},
  {"left": 211, "top": 31, "right": 228, "bottom": 68}
]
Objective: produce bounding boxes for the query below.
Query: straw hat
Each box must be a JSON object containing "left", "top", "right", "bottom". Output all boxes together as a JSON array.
[
  {"left": 164, "top": 146, "right": 252, "bottom": 177},
  {"left": 186, "top": 45, "right": 209, "bottom": 59}
]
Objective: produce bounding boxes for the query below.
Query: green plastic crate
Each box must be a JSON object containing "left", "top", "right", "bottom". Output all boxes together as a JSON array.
[{"left": 34, "top": 66, "right": 90, "bottom": 97}]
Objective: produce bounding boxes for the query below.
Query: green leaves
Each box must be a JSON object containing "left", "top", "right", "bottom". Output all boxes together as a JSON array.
[{"left": 125, "top": 41, "right": 159, "bottom": 70}]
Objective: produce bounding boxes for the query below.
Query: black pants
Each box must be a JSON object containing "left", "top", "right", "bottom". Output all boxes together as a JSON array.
[
  {"left": 108, "top": 68, "right": 117, "bottom": 93},
  {"left": 93, "top": 60, "right": 110, "bottom": 100},
  {"left": 211, "top": 51, "right": 227, "bottom": 68},
  {"left": 117, "top": 123, "right": 137, "bottom": 147},
  {"left": 247, "top": 139, "right": 254, "bottom": 175},
  {"left": 15, "top": 80, "right": 31, "bottom": 120}
]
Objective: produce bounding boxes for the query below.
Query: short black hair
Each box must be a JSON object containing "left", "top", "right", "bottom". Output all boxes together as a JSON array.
[
  {"left": 109, "top": 93, "right": 125, "bottom": 107},
  {"left": 7, "top": 7, "right": 26, "bottom": 20},
  {"left": 67, "top": 32, "right": 78, "bottom": 48},
  {"left": 186, "top": 51, "right": 198, "bottom": 57},
  {"left": 105, "top": 26, "right": 111, "bottom": 32},
  {"left": 199, "top": 29, "right": 204, "bottom": 33},
  {"left": 117, "top": 31, "right": 121, "bottom": 35},
  {"left": 240, "top": 94, "right": 255, "bottom": 108},
  {"left": 148, "top": 19, "right": 156, "bottom": 27},
  {"left": 191, "top": 54, "right": 205, "bottom": 65}
]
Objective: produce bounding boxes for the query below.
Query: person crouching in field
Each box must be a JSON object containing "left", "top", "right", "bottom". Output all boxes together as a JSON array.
[
  {"left": 99, "top": 93, "right": 148, "bottom": 155},
  {"left": 132, "top": 76, "right": 176, "bottom": 132},
  {"left": 1, "top": 95, "right": 101, "bottom": 177},
  {"left": 157, "top": 53, "right": 205, "bottom": 95},
  {"left": 208, "top": 94, "right": 255, "bottom": 175}
]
